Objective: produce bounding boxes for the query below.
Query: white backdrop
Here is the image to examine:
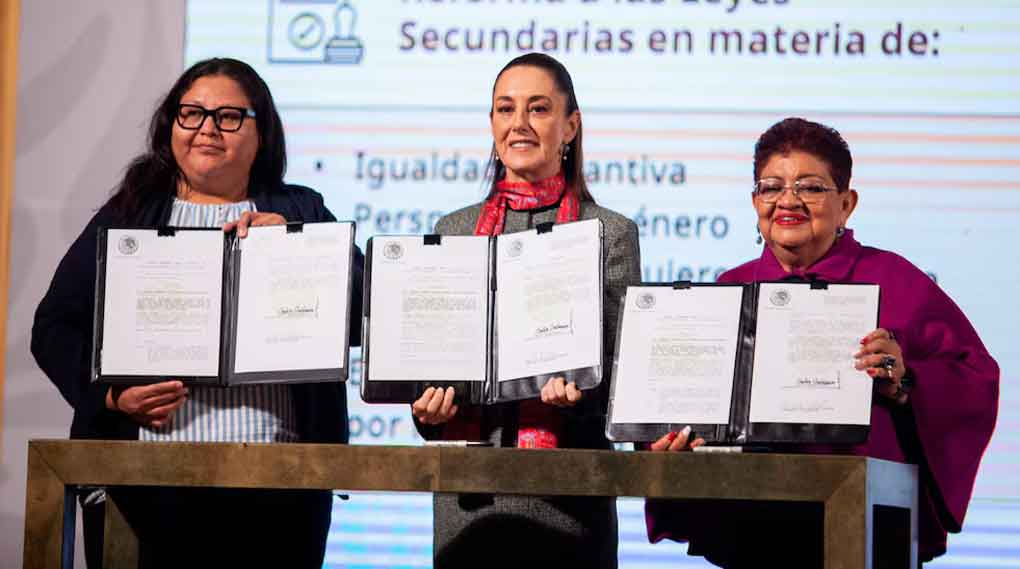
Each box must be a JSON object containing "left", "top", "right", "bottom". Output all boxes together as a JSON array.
[
  {"left": 4, "top": 1, "right": 1018, "bottom": 568},
  {"left": 184, "top": 2, "right": 1019, "bottom": 568}
]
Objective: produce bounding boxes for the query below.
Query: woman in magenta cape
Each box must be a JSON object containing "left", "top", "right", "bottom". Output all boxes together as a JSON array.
[{"left": 645, "top": 118, "right": 999, "bottom": 567}]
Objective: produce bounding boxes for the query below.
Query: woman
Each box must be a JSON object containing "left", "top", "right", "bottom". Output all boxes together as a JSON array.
[
  {"left": 411, "top": 53, "right": 641, "bottom": 568},
  {"left": 31, "top": 57, "right": 363, "bottom": 569},
  {"left": 645, "top": 117, "right": 999, "bottom": 567}
]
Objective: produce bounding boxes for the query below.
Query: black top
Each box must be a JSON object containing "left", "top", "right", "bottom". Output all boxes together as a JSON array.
[{"left": 31, "top": 184, "right": 364, "bottom": 443}]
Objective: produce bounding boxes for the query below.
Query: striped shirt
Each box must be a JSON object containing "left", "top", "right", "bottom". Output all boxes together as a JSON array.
[{"left": 139, "top": 198, "right": 299, "bottom": 443}]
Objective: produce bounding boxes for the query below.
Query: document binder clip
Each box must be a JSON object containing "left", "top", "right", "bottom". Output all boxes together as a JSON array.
[
  {"left": 731, "top": 429, "right": 748, "bottom": 444},
  {"left": 423, "top": 234, "right": 442, "bottom": 245},
  {"left": 809, "top": 279, "right": 829, "bottom": 290},
  {"left": 536, "top": 222, "right": 555, "bottom": 234},
  {"left": 156, "top": 226, "right": 176, "bottom": 237},
  {"left": 672, "top": 280, "right": 693, "bottom": 290},
  {"left": 286, "top": 222, "right": 304, "bottom": 233}
]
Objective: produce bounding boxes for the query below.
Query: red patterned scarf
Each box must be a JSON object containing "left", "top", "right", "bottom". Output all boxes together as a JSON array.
[
  {"left": 474, "top": 173, "right": 579, "bottom": 236},
  {"left": 442, "top": 172, "right": 578, "bottom": 447}
]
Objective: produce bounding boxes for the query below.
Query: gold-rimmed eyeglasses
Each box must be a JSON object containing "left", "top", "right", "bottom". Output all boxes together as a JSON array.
[{"left": 753, "top": 179, "right": 843, "bottom": 204}]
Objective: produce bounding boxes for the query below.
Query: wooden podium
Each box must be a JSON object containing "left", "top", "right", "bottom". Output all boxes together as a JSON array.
[{"left": 23, "top": 440, "right": 917, "bottom": 569}]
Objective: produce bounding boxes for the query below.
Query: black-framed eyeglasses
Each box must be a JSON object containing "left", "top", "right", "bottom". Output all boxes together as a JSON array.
[
  {"left": 752, "top": 178, "right": 843, "bottom": 204},
  {"left": 176, "top": 104, "right": 256, "bottom": 132}
]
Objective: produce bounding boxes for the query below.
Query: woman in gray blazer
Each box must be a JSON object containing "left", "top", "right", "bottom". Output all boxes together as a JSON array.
[{"left": 411, "top": 53, "right": 641, "bottom": 569}]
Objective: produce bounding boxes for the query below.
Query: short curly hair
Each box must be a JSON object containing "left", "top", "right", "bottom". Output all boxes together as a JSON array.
[{"left": 753, "top": 118, "right": 852, "bottom": 192}]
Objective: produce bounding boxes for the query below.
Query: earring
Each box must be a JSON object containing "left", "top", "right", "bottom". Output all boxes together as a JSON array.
[
  {"left": 836, "top": 226, "right": 845, "bottom": 238},
  {"left": 562, "top": 144, "right": 570, "bottom": 161},
  {"left": 756, "top": 227, "right": 763, "bottom": 245}
]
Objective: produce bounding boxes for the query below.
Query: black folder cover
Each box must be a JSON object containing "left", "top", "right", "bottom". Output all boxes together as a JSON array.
[
  {"left": 361, "top": 219, "right": 605, "bottom": 405},
  {"left": 92, "top": 222, "right": 355, "bottom": 386},
  {"left": 606, "top": 281, "right": 879, "bottom": 445}
]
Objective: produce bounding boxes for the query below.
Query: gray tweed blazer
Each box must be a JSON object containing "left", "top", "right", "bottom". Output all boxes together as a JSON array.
[
  {"left": 429, "top": 200, "right": 640, "bottom": 569},
  {"left": 430, "top": 200, "right": 641, "bottom": 448}
]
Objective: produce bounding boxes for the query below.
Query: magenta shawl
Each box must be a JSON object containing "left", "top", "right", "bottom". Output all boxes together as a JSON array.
[{"left": 645, "top": 230, "right": 1000, "bottom": 560}]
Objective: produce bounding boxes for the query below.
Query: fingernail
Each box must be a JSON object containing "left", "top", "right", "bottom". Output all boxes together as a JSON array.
[
  {"left": 667, "top": 431, "right": 678, "bottom": 441},
  {"left": 682, "top": 425, "right": 692, "bottom": 436}
]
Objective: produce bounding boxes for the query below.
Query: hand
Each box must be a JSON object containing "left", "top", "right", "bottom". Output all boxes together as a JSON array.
[
  {"left": 412, "top": 386, "right": 459, "bottom": 425},
  {"left": 223, "top": 211, "right": 287, "bottom": 238},
  {"left": 107, "top": 381, "right": 188, "bottom": 429},
  {"left": 540, "top": 377, "right": 583, "bottom": 408},
  {"left": 854, "top": 328, "right": 908, "bottom": 404},
  {"left": 649, "top": 426, "right": 706, "bottom": 452}
]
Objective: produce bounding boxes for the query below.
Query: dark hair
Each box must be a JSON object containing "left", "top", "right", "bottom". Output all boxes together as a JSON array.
[
  {"left": 753, "top": 117, "right": 853, "bottom": 192},
  {"left": 485, "top": 53, "right": 594, "bottom": 203},
  {"left": 108, "top": 57, "right": 287, "bottom": 218}
]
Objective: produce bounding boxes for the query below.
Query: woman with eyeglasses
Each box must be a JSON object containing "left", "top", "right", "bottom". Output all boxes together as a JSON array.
[
  {"left": 31, "top": 57, "right": 361, "bottom": 569},
  {"left": 644, "top": 117, "right": 999, "bottom": 568}
]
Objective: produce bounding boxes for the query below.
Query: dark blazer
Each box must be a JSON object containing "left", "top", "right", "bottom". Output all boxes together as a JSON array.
[{"left": 31, "top": 184, "right": 363, "bottom": 444}]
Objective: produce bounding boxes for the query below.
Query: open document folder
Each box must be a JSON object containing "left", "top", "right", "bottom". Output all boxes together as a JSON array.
[
  {"left": 93, "top": 222, "right": 355, "bottom": 386},
  {"left": 607, "top": 281, "right": 879, "bottom": 445},
  {"left": 361, "top": 218, "right": 604, "bottom": 405}
]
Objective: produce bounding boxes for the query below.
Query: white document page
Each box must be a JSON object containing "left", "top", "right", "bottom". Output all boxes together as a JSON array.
[
  {"left": 749, "top": 283, "right": 879, "bottom": 425},
  {"left": 233, "top": 223, "right": 353, "bottom": 373},
  {"left": 100, "top": 229, "right": 222, "bottom": 377},
  {"left": 610, "top": 286, "right": 743, "bottom": 425},
  {"left": 368, "top": 236, "right": 489, "bottom": 382},
  {"left": 495, "top": 219, "right": 602, "bottom": 382}
]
